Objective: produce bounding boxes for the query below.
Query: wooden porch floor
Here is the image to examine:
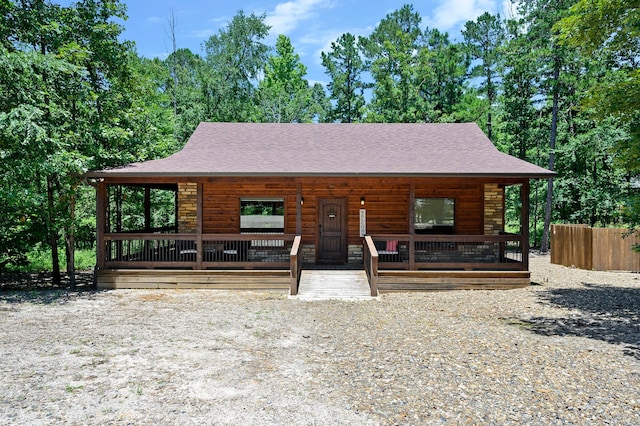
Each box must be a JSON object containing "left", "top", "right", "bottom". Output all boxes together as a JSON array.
[{"left": 291, "top": 270, "right": 376, "bottom": 301}]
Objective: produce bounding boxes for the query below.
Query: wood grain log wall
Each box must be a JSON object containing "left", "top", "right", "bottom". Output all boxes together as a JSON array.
[{"left": 201, "top": 177, "right": 487, "bottom": 245}]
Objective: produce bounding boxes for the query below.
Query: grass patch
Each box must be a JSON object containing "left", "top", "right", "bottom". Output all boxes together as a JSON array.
[
  {"left": 4, "top": 245, "right": 95, "bottom": 273},
  {"left": 65, "top": 384, "right": 83, "bottom": 393}
]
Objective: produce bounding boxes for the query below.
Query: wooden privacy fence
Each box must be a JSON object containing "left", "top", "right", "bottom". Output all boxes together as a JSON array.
[{"left": 551, "top": 224, "right": 640, "bottom": 271}]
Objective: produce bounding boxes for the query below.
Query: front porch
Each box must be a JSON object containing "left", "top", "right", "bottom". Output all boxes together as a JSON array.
[
  {"left": 87, "top": 122, "right": 555, "bottom": 294},
  {"left": 96, "top": 232, "right": 530, "bottom": 292}
]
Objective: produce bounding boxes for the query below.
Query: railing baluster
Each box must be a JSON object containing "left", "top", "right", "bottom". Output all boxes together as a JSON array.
[
  {"left": 370, "top": 234, "right": 526, "bottom": 271},
  {"left": 104, "top": 233, "right": 296, "bottom": 269}
]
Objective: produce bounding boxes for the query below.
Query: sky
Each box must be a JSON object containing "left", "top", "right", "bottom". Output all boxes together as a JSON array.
[{"left": 118, "top": 0, "right": 517, "bottom": 85}]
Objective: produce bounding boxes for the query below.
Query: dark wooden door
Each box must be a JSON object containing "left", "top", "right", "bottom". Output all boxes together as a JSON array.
[{"left": 318, "top": 198, "right": 347, "bottom": 263}]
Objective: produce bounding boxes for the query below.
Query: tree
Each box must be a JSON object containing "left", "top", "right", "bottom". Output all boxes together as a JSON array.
[
  {"left": 498, "top": 17, "right": 549, "bottom": 245},
  {"left": 0, "top": 0, "right": 164, "bottom": 284},
  {"left": 554, "top": 116, "right": 630, "bottom": 226},
  {"left": 258, "top": 34, "right": 315, "bottom": 123},
  {"left": 0, "top": 47, "right": 73, "bottom": 271},
  {"left": 164, "top": 48, "right": 207, "bottom": 144},
  {"left": 360, "top": 4, "right": 425, "bottom": 122},
  {"left": 556, "top": 0, "right": 640, "bottom": 226},
  {"left": 418, "top": 28, "right": 470, "bottom": 122},
  {"left": 309, "top": 82, "right": 331, "bottom": 123},
  {"left": 203, "top": 10, "right": 270, "bottom": 122},
  {"left": 498, "top": 18, "right": 541, "bottom": 161},
  {"left": 517, "top": 0, "right": 578, "bottom": 253},
  {"left": 462, "top": 12, "right": 505, "bottom": 140},
  {"left": 321, "top": 32, "right": 367, "bottom": 123}
]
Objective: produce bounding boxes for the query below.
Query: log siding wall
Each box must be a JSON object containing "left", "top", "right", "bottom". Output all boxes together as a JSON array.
[
  {"left": 132, "top": 176, "right": 526, "bottom": 266},
  {"left": 196, "top": 177, "right": 496, "bottom": 246}
]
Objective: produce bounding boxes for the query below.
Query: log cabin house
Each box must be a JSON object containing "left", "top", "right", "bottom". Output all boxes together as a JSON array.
[{"left": 86, "top": 122, "right": 554, "bottom": 293}]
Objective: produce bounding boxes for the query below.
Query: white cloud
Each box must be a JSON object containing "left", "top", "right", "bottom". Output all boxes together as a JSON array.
[
  {"left": 426, "top": 0, "right": 498, "bottom": 32},
  {"left": 190, "top": 29, "right": 216, "bottom": 39},
  {"left": 265, "top": 0, "right": 334, "bottom": 35},
  {"left": 500, "top": 0, "right": 521, "bottom": 20},
  {"left": 306, "top": 26, "right": 370, "bottom": 66}
]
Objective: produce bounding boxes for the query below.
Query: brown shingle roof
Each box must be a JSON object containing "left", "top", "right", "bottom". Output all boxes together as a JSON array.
[{"left": 87, "top": 122, "right": 554, "bottom": 178}]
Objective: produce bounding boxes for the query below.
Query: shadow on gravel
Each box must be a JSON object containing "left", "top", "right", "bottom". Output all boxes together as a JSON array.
[
  {"left": 0, "top": 288, "right": 104, "bottom": 305},
  {"left": 0, "top": 272, "right": 99, "bottom": 305},
  {"left": 512, "top": 283, "right": 640, "bottom": 359}
]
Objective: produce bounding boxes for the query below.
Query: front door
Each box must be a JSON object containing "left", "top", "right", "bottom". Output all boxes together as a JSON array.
[{"left": 318, "top": 198, "right": 347, "bottom": 264}]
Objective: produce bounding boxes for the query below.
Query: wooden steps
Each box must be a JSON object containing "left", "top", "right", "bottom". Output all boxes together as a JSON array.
[{"left": 292, "top": 270, "right": 376, "bottom": 301}]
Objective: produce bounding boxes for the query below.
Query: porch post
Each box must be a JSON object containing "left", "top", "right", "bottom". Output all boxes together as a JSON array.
[
  {"left": 96, "top": 181, "right": 107, "bottom": 270},
  {"left": 521, "top": 180, "right": 530, "bottom": 271},
  {"left": 174, "top": 187, "right": 179, "bottom": 233},
  {"left": 143, "top": 186, "right": 152, "bottom": 256},
  {"left": 409, "top": 183, "right": 416, "bottom": 270},
  {"left": 296, "top": 183, "right": 302, "bottom": 235},
  {"left": 144, "top": 187, "right": 151, "bottom": 232},
  {"left": 196, "top": 182, "right": 203, "bottom": 270}
]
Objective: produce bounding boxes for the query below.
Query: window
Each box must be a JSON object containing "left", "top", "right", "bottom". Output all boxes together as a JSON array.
[
  {"left": 414, "top": 198, "right": 454, "bottom": 234},
  {"left": 240, "top": 198, "right": 285, "bottom": 233}
]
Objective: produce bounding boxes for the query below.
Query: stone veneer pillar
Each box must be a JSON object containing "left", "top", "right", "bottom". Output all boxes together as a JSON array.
[
  {"left": 177, "top": 182, "right": 198, "bottom": 233},
  {"left": 484, "top": 184, "right": 504, "bottom": 235}
]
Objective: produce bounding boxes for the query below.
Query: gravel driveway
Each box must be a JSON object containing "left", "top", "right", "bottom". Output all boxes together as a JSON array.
[{"left": 1, "top": 255, "right": 639, "bottom": 425}]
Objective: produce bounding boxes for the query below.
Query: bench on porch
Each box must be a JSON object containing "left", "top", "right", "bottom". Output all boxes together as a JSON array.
[{"left": 374, "top": 239, "right": 402, "bottom": 262}]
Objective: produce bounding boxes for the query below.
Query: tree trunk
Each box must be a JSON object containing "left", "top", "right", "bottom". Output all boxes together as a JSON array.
[
  {"left": 47, "top": 175, "right": 61, "bottom": 285},
  {"left": 540, "top": 59, "right": 560, "bottom": 253},
  {"left": 65, "top": 189, "right": 76, "bottom": 288}
]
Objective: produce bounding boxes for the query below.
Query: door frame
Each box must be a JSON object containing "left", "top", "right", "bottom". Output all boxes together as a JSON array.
[{"left": 316, "top": 198, "right": 348, "bottom": 264}]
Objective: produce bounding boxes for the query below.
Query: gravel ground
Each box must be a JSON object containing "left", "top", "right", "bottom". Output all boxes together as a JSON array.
[{"left": 1, "top": 254, "right": 639, "bottom": 425}]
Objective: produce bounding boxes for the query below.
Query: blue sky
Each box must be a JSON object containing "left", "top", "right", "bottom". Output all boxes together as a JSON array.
[{"left": 119, "top": 0, "right": 517, "bottom": 85}]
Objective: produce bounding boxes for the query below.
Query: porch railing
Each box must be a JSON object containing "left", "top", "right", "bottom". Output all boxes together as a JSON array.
[
  {"left": 368, "top": 234, "right": 526, "bottom": 271},
  {"left": 102, "top": 232, "right": 525, "bottom": 273},
  {"left": 103, "top": 233, "right": 296, "bottom": 269}
]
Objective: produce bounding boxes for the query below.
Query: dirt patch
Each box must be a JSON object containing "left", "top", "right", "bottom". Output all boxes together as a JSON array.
[{"left": 1, "top": 256, "right": 639, "bottom": 424}]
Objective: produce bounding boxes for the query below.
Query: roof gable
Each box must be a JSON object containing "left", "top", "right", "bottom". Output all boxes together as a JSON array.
[{"left": 88, "top": 122, "right": 554, "bottom": 178}]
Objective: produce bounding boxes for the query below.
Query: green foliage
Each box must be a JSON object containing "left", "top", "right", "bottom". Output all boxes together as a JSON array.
[
  {"left": 2, "top": 1, "right": 639, "bottom": 270},
  {"left": 556, "top": 0, "right": 640, "bottom": 179},
  {"left": 202, "top": 10, "right": 270, "bottom": 122},
  {"left": 321, "top": 32, "right": 367, "bottom": 123},
  {"left": 258, "top": 35, "right": 323, "bottom": 123},
  {"left": 462, "top": 12, "right": 505, "bottom": 139},
  {"left": 0, "top": 0, "right": 170, "bottom": 276},
  {"left": 164, "top": 49, "right": 206, "bottom": 145},
  {"left": 360, "top": 4, "right": 426, "bottom": 122},
  {"left": 4, "top": 245, "right": 95, "bottom": 273},
  {"left": 418, "top": 28, "right": 469, "bottom": 121}
]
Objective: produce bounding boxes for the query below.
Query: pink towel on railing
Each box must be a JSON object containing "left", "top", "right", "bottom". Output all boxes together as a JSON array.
[{"left": 386, "top": 240, "right": 398, "bottom": 252}]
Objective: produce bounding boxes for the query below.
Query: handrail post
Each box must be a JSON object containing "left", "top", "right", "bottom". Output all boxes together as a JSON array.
[
  {"left": 290, "top": 235, "right": 302, "bottom": 295},
  {"left": 364, "top": 236, "right": 378, "bottom": 297}
]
